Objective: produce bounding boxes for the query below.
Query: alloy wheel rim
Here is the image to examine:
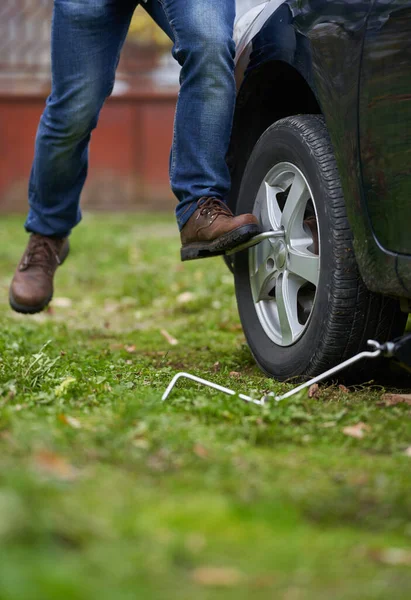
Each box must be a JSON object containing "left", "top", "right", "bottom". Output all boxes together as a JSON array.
[{"left": 249, "top": 162, "right": 320, "bottom": 347}]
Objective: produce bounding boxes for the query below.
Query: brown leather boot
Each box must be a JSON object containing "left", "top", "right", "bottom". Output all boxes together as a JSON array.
[
  {"left": 9, "top": 234, "right": 70, "bottom": 314},
  {"left": 180, "top": 197, "right": 261, "bottom": 261}
]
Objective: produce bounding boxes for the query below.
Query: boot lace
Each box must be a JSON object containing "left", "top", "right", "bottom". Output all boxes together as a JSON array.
[
  {"left": 20, "top": 235, "right": 61, "bottom": 272},
  {"left": 197, "top": 197, "right": 233, "bottom": 219}
]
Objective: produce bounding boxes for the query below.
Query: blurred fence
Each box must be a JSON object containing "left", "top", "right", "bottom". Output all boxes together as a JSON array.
[
  {"left": 0, "top": 0, "right": 51, "bottom": 81},
  {"left": 0, "top": 0, "right": 179, "bottom": 212}
]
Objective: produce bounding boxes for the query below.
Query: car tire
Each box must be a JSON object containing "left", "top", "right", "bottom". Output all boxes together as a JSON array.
[{"left": 234, "top": 115, "right": 407, "bottom": 381}]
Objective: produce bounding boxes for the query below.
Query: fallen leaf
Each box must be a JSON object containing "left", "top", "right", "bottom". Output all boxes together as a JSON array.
[
  {"left": 124, "top": 344, "right": 136, "bottom": 353},
  {"left": 342, "top": 422, "right": 371, "bottom": 439},
  {"left": 212, "top": 362, "right": 221, "bottom": 372},
  {"left": 308, "top": 383, "right": 320, "bottom": 398},
  {"left": 229, "top": 371, "right": 241, "bottom": 378},
  {"left": 404, "top": 447, "right": 411, "bottom": 457},
  {"left": 160, "top": 329, "right": 178, "bottom": 346},
  {"left": 193, "top": 444, "right": 209, "bottom": 459},
  {"left": 33, "top": 450, "right": 78, "bottom": 481},
  {"left": 54, "top": 377, "right": 77, "bottom": 397},
  {"left": 133, "top": 438, "right": 150, "bottom": 449},
  {"left": 338, "top": 384, "right": 350, "bottom": 394},
  {"left": 380, "top": 393, "right": 411, "bottom": 407},
  {"left": 53, "top": 297, "right": 72, "bottom": 308},
  {"left": 58, "top": 414, "right": 81, "bottom": 429},
  {"left": 369, "top": 547, "right": 411, "bottom": 566},
  {"left": 177, "top": 291, "right": 195, "bottom": 304},
  {"left": 192, "top": 567, "right": 244, "bottom": 587}
]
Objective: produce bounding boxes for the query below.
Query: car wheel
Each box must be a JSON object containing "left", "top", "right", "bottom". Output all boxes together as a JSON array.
[{"left": 234, "top": 115, "right": 407, "bottom": 380}]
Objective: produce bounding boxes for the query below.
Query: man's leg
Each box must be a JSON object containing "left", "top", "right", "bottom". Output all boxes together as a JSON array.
[
  {"left": 10, "top": 0, "right": 138, "bottom": 313},
  {"left": 26, "top": 0, "right": 138, "bottom": 238},
  {"left": 155, "top": 0, "right": 260, "bottom": 260}
]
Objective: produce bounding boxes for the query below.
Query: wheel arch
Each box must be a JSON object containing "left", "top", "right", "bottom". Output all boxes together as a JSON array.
[{"left": 227, "top": 60, "right": 322, "bottom": 212}]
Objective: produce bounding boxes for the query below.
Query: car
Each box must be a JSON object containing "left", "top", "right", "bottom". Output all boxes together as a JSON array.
[{"left": 228, "top": 0, "right": 411, "bottom": 380}]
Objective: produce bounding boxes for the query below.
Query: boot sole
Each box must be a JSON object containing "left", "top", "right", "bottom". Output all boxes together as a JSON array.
[
  {"left": 9, "top": 240, "right": 70, "bottom": 315},
  {"left": 9, "top": 292, "right": 53, "bottom": 315},
  {"left": 181, "top": 223, "right": 262, "bottom": 262}
]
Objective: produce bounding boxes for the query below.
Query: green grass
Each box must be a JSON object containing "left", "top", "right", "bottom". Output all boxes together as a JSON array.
[{"left": 1, "top": 213, "right": 411, "bottom": 600}]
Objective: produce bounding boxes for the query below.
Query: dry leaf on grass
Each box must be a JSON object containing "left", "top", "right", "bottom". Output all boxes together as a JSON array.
[
  {"left": 342, "top": 422, "right": 371, "bottom": 439},
  {"left": 58, "top": 414, "right": 81, "bottom": 429},
  {"left": 53, "top": 297, "right": 73, "bottom": 308},
  {"left": 160, "top": 329, "right": 178, "bottom": 346},
  {"left": 368, "top": 547, "right": 411, "bottom": 566},
  {"left": 212, "top": 361, "right": 221, "bottom": 372},
  {"left": 192, "top": 567, "right": 244, "bottom": 587},
  {"left": 177, "top": 291, "right": 195, "bottom": 304},
  {"left": 308, "top": 383, "right": 320, "bottom": 398},
  {"left": 404, "top": 447, "right": 411, "bottom": 457},
  {"left": 124, "top": 344, "right": 136, "bottom": 354},
  {"left": 338, "top": 384, "right": 350, "bottom": 394},
  {"left": 380, "top": 393, "right": 411, "bottom": 407},
  {"left": 229, "top": 371, "right": 241, "bottom": 378},
  {"left": 54, "top": 376, "right": 77, "bottom": 397},
  {"left": 33, "top": 450, "right": 78, "bottom": 481},
  {"left": 322, "top": 421, "right": 337, "bottom": 428},
  {"left": 193, "top": 444, "right": 209, "bottom": 459}
]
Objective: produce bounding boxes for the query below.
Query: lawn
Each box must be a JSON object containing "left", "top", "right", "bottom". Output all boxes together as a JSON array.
[{"left": 1, "top": 213, "right": 411, "bottom": 600}]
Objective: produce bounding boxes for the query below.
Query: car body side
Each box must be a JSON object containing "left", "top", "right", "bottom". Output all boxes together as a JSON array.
[{"left": 230, "top": 0, "right": 411, "bottom": 302}]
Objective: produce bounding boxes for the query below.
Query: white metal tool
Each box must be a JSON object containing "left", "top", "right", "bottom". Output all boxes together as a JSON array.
[{"left": 162, "top": 339, "right": 391, "bottom": 406}]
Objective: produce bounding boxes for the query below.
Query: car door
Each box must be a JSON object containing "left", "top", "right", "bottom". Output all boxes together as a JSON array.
[{"left": 359, "top": 0, "right": 411, "bottom": 255}]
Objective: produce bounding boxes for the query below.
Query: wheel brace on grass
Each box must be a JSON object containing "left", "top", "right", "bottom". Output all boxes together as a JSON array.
[
  {"left": 9, "top": 0, "right": 261, "bottom": 316},
  {"left": 163, "top": 333, "right": 411, "bottom": 406}
]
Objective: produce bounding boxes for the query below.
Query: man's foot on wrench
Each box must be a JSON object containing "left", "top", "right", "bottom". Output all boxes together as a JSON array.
[{"left": 180, "top": 197, "right": 261, "bottom": 261}]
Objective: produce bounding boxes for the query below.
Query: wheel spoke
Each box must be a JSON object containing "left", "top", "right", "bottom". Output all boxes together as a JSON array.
[
  {"left": 281, "top": 172, "right": 310, "bottom": 235},
  {"left": 250, "top": 239, "right": 277, "bottom": 302},
  {"left": 288, "top": 248, "right": 320, "bottom": 286},
  {"left": 251, "top": 267, "right": 276, "bottom": 302},
  {"left": 255, "top": 182, "right": 282, "bottom": 231},
  {"left": 275, "top": 272, "right": 304, "bottom": 345}
]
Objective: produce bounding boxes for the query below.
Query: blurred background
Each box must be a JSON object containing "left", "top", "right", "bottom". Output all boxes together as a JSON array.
[{"left": 0, "top": 0, "right": 180, "bottom": 213}]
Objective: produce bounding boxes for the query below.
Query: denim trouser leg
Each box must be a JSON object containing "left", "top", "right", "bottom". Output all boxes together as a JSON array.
[
  {"left": 159, "top": 0, "right": 236, "bottom": 229},
  {"left": 26, "top": 0, "right": 139, "bottom": 238},
  {"left": 25, "top": 0, "right": 236, "bottom": 237}
]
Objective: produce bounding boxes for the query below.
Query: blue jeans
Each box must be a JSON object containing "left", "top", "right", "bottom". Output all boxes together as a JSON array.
[{"left": 25, "top": 0, "right": 236, "bottom": 237}]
